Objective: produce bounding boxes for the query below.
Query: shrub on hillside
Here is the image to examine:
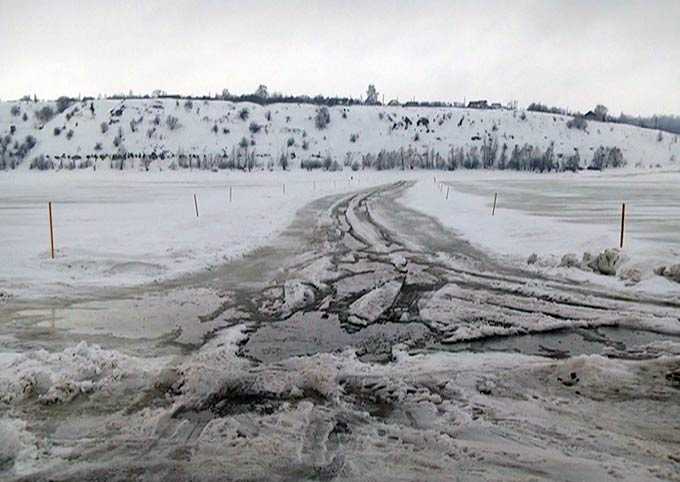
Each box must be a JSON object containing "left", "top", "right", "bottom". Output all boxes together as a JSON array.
[
  {"left": 100, "top": 122, "right": 109, "bottom": 134},
  {"left": 56, "top": 96, "right": 74, "bottom": 114},
  {"left": 315, "top": 106, "right": 330, "bottom": 129},
  {"left": 30, "top": 155, "right": 53, "bottom": 170},
  {"left": 567, "top": 115, "right": 588, "bottom": 130},
  {"left": 66, "top": 129, "right": 74, "bottom": 140},
  {"left": 10, "top": 105, "right": 20, "bottom": 116},
  {"left": 239, "top": 108, "right": 249, "bottom": 121},
  {"left": 53, "top": 126, "right": 62, "bottom": 136},
  {"left": 34, "top": 106, "right": 55, "bottom": 123},
  {"left": 166, "top": 115, "right": 180, "bottom": 130},
  {"left": 301, "top": 159, "right": 323, "bottom": 170},
  {"left": 249, "top": 122, "right": 262, "bottom": 134}
]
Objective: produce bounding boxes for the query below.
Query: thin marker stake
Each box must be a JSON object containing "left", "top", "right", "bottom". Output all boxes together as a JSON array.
[
  {"left": 620, "top": 203, "right": 626, "bottom": 248},
  {"left": 229, "top": 186, "right": 232, "bottom": 203},
  {"left": 446, "top": 186, "right": 450, "bottom": 200},
  {"left": 194, "top": 194, "right": 199, "bottom": 217},
  {"left": 492, "top": 192, "right": 498, "bottom": 216},
  {"left": 48, "top": 202, "right": 55, "bottom": 259}
]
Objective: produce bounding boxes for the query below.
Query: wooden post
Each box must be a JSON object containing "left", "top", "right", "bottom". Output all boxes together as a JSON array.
[
  {"left": 620, "top": 203, "right": 626, "bottom": 248},
  {"left": 283, "top": 183, "right": 286, "bottom": 195},
  {"left": 229, "top": 186, "right": 232, "bottom": 203},
  {"left": 446, "top": 186, "right": 450, "bottom": 200},
  {"left": 194, "top": 194, "right": 199, "bottom": 217},
  {"left": 48, "top": 202, "right": 55, "bottom": 259},
  {"left": 492, "top": 192, "right": 498, "bottom": 216}
]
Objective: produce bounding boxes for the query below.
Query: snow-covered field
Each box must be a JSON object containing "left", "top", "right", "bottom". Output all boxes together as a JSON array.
[
  {"left": 400, "top": 169, "right": 680, "bottom": 295},
  {"left": 0, "top": 170, "right": 415, "bottom": 299}
]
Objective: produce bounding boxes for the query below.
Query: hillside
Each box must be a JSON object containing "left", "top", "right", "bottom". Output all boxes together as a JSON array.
[{"left": 1, "top": 98, "right": 679, "bottom": 171}]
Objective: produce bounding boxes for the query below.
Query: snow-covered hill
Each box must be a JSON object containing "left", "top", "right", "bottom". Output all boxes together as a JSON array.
[{"left": 1, "top": 98, "right": 679, "bottom": 171}]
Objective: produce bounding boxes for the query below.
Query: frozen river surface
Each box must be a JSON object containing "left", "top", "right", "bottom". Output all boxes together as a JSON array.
[{"left": 1, "top": 177, "right": 680, "bottom": 481}]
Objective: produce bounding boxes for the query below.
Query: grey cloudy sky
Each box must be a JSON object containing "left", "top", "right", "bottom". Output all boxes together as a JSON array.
[{"left": 1, "top": 0, "right": 679, "bottom": 115}]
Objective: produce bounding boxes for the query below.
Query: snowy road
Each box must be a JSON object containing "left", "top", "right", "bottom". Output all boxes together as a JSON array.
[{"left": 2, "top": 181, "right": 680, "bottom": 480}]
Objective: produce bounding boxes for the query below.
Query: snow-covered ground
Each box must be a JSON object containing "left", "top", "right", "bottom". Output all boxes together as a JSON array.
[
  {"left": 3, "top": 168, "right": 680, "bottom": 300},
  {"left": 400, "top": 169, "right": 680, "bottom": 295},
  {"left": 2, "top": 170, "right": 679, "bottom": 479},
  {"left": 0, "top": 170, "right": 410, "bottom": 299}
]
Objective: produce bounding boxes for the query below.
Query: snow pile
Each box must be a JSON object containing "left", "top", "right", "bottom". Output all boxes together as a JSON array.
[
  {"left": 0, "top": 342, "right": 168, "bottom": 405},
  {"left": 174, "top": 324, "right": 351, "bottom": 410},
  {"left": 173, "top": 324, "right": 252, "bottom": 406}
]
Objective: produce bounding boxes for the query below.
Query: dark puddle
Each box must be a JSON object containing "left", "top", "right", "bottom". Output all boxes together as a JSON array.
[{"left": 432, "top": 327, "right": 680, "bottom": 359}]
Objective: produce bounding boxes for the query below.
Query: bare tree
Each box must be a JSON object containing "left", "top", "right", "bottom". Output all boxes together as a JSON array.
[{"left": 366, "top": 84, "right": 379, "bottom": 105}]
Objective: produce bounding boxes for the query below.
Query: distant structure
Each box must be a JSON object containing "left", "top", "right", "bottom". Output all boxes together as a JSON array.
[
  {"left": 490, "top": 102, "right": 503, "bottom": 109},
  {"left": 467, "top": 100, "right": 489, "bottom": 109},
  {"left": 584, "top": 111, "right": 599, "bottom": 121}
]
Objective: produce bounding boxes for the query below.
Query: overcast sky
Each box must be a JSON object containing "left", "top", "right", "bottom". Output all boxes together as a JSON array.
[{"left": 1, "top": 0, "right": 678, "bottom": 116}]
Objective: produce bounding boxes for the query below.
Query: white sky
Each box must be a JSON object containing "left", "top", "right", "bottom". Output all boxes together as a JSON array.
[{"left": 1, "top": 0, "right": 678, "bottom": 116}]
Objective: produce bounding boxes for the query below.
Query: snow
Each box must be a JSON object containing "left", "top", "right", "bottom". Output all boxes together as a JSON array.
[
  {"left": 1, "top": 321, "right": 679, "bottom": 478},
  {"left": 0, "top": 170, "right": 406, "bottom": 299},
  {"left": 400, "top": 170, "right": 680, "bottom": 295},
  {"left": 0, "top": 418, "right": 41, "bottom": 476},
  {"left": 0, "top": 340, "right": 169, "bottom": 405},
  {"left": 2, "top": 100, "right": 680, "bottom": 479},
  {"left": 2, "top": 99, "right": 679, "bottom": 172}
]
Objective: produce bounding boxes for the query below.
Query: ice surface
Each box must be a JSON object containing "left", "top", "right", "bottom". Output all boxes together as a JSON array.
[
  {"left": 0, "top": 170, "right": 406, "bottom": 299},
  {"left": 400, "top": 170, "right": 680, "bottom": 296}
]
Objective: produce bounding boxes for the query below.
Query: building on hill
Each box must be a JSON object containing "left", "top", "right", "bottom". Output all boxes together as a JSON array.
[{"left": 468, "top": 100, "right": 488, "bottom": 109}]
